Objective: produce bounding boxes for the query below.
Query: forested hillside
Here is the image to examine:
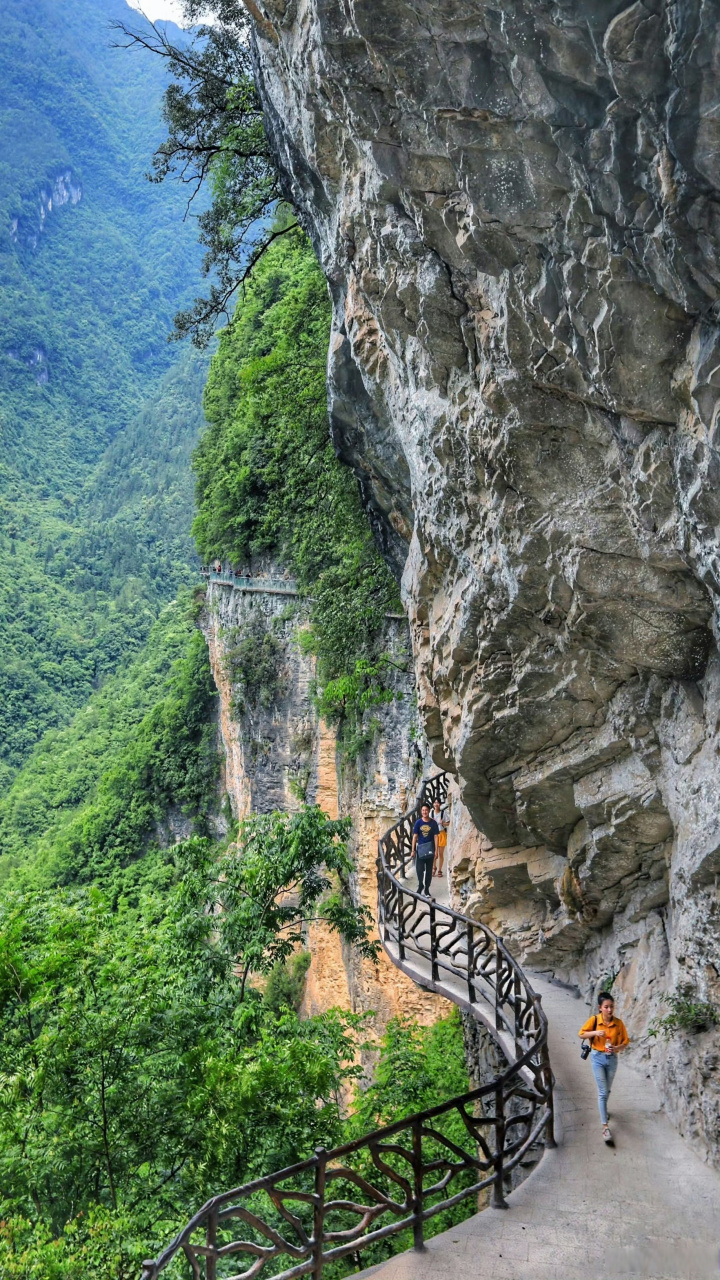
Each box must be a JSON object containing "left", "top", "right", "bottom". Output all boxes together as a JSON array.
[
  {"left": 0, "top": 170, "right": 472, "bottom": 1270},
  {"left": 0, "top": 8, "right": 473, "bottom": 1274},
  {"left": 0, "top": 593, "right": 218, "bottom": 890},
  {"left": 0, "top": 0, "right": 207, "bottom": 786}
]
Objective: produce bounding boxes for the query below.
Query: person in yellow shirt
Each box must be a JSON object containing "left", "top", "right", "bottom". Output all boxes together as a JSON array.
[
  {"left": 579, "top": 991, "right": 629, "bottom": 1144},
  {"left": 432, "top": 798, "right": 448, "bottom": 878}
]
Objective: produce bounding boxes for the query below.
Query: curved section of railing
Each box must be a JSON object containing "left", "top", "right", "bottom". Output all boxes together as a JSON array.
[{"left": 141, "top": 773, "right": 555, "bottom": 1280}]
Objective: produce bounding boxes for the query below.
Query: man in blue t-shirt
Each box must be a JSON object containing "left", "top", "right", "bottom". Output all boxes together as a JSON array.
[{"left": 412, "top": 803, "right": 439, "bottom": 896}]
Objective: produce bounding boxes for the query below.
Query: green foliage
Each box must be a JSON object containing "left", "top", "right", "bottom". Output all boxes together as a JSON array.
[
  {"left": 264, "top": 950, "right": 312, "bottom": 1015},
  {"left": 0, "top": 0, "right": 209, "bottom": 785},
  {"left": 193, "top": 229, "right": 403, "bottom": 744},
  {"left": 0, "top": 597, "right": 219, "bottom": 893},
  {"left": 0, "top": 1208, "right": 146, "bottom": 1280},
  {"left": 176, "top": 807, "right": 379, "bottom": 1003},
  {"left": 649, "top": 987, "right": 719, "bottom": 1039},
  {"left": 225, "top": 612, "right": 286, "bottom": 716},
  {"left": 351, "top": 1011, "right": 470, "bottom": 1133},
  {"left": 0, "top": 803, "right": 383, "bottom": 1274},
  {"left": 314, "top": 658, "right": 397, "bottom": 722}
]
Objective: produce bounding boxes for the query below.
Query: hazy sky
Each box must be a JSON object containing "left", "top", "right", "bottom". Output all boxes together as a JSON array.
[{"left": 127, "top": 0, "right": 187, "bottom": 24}]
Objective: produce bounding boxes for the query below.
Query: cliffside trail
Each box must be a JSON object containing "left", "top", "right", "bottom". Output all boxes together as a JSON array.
[
  {"left": 245, "top": 0, "right": 720, "bottom": 1163},
  {"left": 142, "top": 773, "right": 720, "bottom": 1279},
  {"left": 384, "top": 869, "right": 720, "bottom": 1280}
]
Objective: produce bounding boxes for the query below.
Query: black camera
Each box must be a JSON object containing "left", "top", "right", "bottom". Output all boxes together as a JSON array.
[{"left": 580, "top": 1040, "right": 591, "bottom": 1060}]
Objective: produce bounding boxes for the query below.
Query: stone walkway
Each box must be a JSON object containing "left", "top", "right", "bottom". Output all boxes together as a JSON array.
[{"left": 372, "top": 869, "right": 720, "bottom": 1280}]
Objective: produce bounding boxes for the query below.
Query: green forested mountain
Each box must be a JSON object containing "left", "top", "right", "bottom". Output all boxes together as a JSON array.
[
  {"left": 0, "top": 0, "right": 208, "bottom": 786},
  {"left": 0, "top": 12, "right": 471, "bottom": 1273},
  {"left": 0, "top": 593, "right": 218, "bottom": 891}
]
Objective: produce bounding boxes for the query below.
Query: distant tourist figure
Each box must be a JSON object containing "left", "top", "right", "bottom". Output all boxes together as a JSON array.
[
  {"left": 432, "top": 798, "right": 448, "bottom": 878},
  {"left": 214, "top": 559, "right": 222, "bottom": 574},
  {"left": 579, "top": 991, "right": 629, "bottom": 1144},
  {"left": 411, "top": 803, "right": 439, "bottom": 897}
]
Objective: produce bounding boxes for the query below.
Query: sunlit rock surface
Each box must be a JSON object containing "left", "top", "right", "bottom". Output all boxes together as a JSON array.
[
  {"left": 247, "top": 0, "right": 720, "bottom": 1163},
  {"left": 201, "top": 577, "right": 448, "bottom": 1041}
]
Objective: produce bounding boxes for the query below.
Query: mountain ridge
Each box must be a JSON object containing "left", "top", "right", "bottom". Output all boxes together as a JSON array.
[{"left": 0, "top": 0, "right": 209, "bottom": 786}]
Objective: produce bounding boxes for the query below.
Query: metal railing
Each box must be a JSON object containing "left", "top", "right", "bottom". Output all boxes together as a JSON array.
[
  {"left": 202, "top": 568, "right": 299, "bottom": 594},
  {"left": 141, "top": 774, "right": 554, "bottom": 1280}
]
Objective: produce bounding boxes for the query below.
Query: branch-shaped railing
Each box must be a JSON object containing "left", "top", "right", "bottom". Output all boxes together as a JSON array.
[{"left": 141, "top": 774, "right": 554, "bottom": 1280}]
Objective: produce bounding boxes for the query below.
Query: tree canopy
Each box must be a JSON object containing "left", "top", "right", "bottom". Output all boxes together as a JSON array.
[
  {"left": 113, "top": 4, "right": 289, "bottom": 346},
  {"left": 0, "top": 824, "right": 373, "bottom": 1276}
]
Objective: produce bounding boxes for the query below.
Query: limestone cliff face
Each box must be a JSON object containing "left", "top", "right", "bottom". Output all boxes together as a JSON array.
[
  {"left": 11, "top": 169, "right": 82, "bottom": 250},
  {"left": 201, "top": 577, "right": 449, "bottom": 1035},
  {"left": 245, "top": 1, "right": 720, "bottom": 1163}
]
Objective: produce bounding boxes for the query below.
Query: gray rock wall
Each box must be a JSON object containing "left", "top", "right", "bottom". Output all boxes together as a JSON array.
[
  {"left": 246, "top": 0, "right": 720, "bottom": 1164},
  {"left": 200, "top": 576, "right": 449, "bottom": 1033},
  {"left": 202, "top": 581, "right": 316, "bottom": 816}
]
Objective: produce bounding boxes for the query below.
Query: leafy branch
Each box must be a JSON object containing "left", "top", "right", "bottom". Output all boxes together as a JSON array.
[{"left": 111, "top": 11, "right": 290, "bottom": 345}]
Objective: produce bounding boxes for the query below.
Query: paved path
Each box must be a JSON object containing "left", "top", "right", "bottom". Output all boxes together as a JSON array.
[{"left": 372, "top": 867, "right": 720, "bottom": 1280}]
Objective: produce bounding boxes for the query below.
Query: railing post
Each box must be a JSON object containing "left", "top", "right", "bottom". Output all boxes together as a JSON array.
[
  {"left": 467, "top": 921, "right": 475, "bottom": 1004},
  {"left": 206, "top": 1206, "right": 218, "bottom": 1280},
  {"left": 495, "top": 938, "right": 504, "bottom": 1032},
  {"left": 404, "top": 819, "right": 414, "bottom": 877},
  {"left": 514, "top": 971, "right": 522, "bottom": 1057},
  {"left": 312, "top": 1147, "right": 327, "bottom": 1280},
  {"left": 411, "top": 1117, "right": 425, "bottom": 1251},
  {"left": 398, "top": 887, "right": 406, "bottom": 962},
  {"left": 377, "top": 850, "right": 390, "bottom": 944},
  {"left": 534, "top": 995, "right": 557, "bottom": 1149},
  {"left": 429, "top": 901, "right": 438, "bottom": 981},
  {"left": 492, "top": 1084, "right": 508, "bottom": 1209}
]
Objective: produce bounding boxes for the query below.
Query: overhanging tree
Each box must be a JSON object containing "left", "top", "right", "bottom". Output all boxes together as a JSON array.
[{"left": 112, "top": 6, "right": 293, "bottom": 345}]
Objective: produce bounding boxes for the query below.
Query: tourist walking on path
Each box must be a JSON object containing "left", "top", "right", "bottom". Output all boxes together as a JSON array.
[
  {"left": 411, "top": 803, "right": 439, "bottom": 897},
  {"left": 579, "top": 992, "right": 629, "bottom": 1144},
  {"left": 432, "top": 798, "right": 448, "bottom": 878}
]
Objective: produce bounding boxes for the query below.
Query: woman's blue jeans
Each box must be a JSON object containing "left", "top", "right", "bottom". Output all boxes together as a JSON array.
[{"left": 591, "top": 1049, "right": 618, "bottom": 1124}]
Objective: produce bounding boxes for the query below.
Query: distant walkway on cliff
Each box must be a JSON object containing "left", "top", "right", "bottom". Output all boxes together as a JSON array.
[
  {"left": 202, "top": 567, "right": 406, "bottom": 619},
  {"left": 372, "top": 866, "right": 720, "bottom": 1280},
  {"left": 201, "top": 566, "right": 299, "bottom": 595}
]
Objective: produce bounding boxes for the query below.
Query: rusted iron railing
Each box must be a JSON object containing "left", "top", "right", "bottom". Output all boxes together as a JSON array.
[{"left": 141, "top": 773, "right": 554, "bottom": 1280}]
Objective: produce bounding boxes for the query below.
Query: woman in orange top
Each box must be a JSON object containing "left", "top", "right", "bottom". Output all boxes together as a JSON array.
[
  {"left": 432, "top": 799, "right": 448, "bottom": 877},
  {"left": 579, "top": 992, "right": 629, "bottom": 1144}
]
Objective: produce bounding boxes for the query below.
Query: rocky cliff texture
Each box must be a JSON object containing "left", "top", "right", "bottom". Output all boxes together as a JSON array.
[
  {"left": 245, "top": 1, "right": 720, "bottom": 1163},
  {"left": 201, "top": 576, "right": 450, "bottom": 1036},
  {"left": 11, "top": 169, "right": 82, "bottom": 249}
]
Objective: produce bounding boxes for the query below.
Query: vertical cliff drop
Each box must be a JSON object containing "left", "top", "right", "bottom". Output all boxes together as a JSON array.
[
  {"left": 238, "top": 0, "right": 720, "bottom": 1164},
  {"left": 201, "top": 573, "right": 450, "bottom": 1033}
]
